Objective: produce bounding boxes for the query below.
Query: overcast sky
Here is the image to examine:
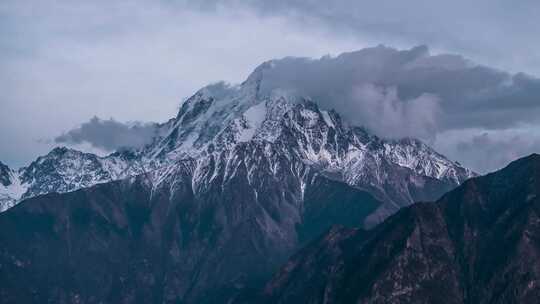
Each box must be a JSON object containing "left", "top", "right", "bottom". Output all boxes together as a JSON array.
[{"left": 1, "top": 0, "right": 540, "bottom": 173}]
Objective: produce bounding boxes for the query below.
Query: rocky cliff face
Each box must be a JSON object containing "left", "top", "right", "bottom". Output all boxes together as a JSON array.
[{"left": 262, "top": 154, "right": 540, "bottom": 304}]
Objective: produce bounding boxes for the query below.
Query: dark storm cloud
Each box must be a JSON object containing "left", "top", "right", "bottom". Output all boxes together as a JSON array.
[
  {"left": 256, "top": 45, "right": 540, "bottom": 140},
  {"left": 55, "top": 117, "right": 159, "bottom": 151}
]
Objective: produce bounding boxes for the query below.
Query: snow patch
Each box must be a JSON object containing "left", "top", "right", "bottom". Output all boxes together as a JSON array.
[
  {"left": 238, "top": 102, "right": 267, "bottom": 142},
  {"left": 0, "top": 171, "right": 28, "bottom": 212},
  {"left": 321, "top": 111, "right": 335, "bottom": 128},
  {"left": 300, "top": 109, "right": 319, "bottom": 122}
]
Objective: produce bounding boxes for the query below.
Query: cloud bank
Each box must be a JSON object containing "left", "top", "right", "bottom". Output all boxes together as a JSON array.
[
  {"left": 55, "top": 117, "right": 160, "bottom": 151},
  {"left": 256, "top": 45, "right": 540, "bottom": 137}
]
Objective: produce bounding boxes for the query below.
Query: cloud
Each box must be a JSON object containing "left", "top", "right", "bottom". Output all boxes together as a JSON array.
[
  {"left": 347, "top": 84, "right": 440, "bottom": 140},
  {"left": 254, "top": 45, "right": 540, "bottom": 142},
  {"left": 245, "top": 45, "right": 540, "bottom": 172},
  {"left": 55, "top": 117, "right": 160, "bottom": 151}
]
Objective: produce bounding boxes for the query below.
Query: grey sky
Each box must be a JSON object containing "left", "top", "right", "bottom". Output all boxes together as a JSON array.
[{"left": 1, "top": 0, "right": 539, "bottom": 173}]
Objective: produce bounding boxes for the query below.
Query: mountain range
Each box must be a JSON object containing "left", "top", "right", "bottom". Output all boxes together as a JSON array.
[{"left": 0, "top": 61, "right": 475, "bottom": 303}]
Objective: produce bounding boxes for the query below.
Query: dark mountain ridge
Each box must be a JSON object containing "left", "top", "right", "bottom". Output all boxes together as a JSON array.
[{"left": 262, "top": 154, "right": 540, "bottom": 304}]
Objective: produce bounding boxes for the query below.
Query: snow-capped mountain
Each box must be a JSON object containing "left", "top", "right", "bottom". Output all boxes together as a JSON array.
[
  {"left": 0, "top": 60, "right": 477, "bottom": 303},
  {"left": 0, "top": 148, "right": 141, "bottom": 212},
  {"left": 0, "top": 61, "right": 474, "bottom": 220}
]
